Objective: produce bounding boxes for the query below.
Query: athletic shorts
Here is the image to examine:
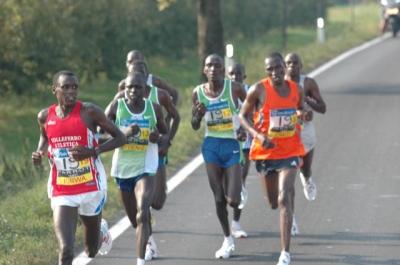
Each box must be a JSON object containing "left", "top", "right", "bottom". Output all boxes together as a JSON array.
[
  {"left": 301, "top": 121, "right": 316, "bottom": 153},
  {"left": 158, "top": 154, "right": 169, "bottom": 169},
  {"left": 255, "top": 156, "right": 302, "bottom": 177},
  {"left": 50, "top": 190, "right": 107, "bottom": 216},
  {"left": 242, "top": 132, "right": 253, "bottom": 150},
  {"left": 202, "top": 137, "right": 241, "bottom": 168},
  {"left": 114, "top": 173, "right": 153, "bottom": 192}
]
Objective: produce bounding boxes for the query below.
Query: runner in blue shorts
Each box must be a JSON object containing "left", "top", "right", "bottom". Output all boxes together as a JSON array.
[
  {"left": 191, "top": 54, "right": 247, "bottom": 259},
  {"left": 105, "top": 71, "right": 169, "bottom": 265},
  {"left": 113, "top": 61, "right": 180, "bottom": 260}
]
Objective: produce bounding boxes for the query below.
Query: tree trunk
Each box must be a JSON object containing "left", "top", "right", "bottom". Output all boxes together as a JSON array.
[
  {"left": 197, "top": 0, "right": 224, "bottom": 82},
  {"left": 281, "top": 0, "right": 288, "bottom": 49}
]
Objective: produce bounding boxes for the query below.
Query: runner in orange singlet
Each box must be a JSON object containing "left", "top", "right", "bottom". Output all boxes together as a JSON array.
[{"left": 238, "top": 52, "right": 312, "bottom": 265}]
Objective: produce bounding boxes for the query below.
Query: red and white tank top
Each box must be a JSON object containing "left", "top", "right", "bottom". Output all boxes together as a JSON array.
[{"left": 46, "top": 101, "right": 107, "bottom": 197}]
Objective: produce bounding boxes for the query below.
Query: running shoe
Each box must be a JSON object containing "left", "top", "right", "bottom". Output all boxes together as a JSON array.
[
  {"left": 238, "top": 185, "right": 248, "bottom": 210},
  {"left": 277, "top": 251, "right": 290, "bottom": 265},
  {"left": 144, "top": 241, "right": 158, "bottom": 260},
  {"left": 300, "top": 173, "right": 317, "bottom": 201},
  {"left": 215, "top": 241, "right": 235, "bottom": 259},
  {"left": 291, "top": 216, "right": 299, "bottom": 236},
  {"left": 231, "top": 226, "right": 248, "bottom": 238},
  {"left": 98, "top": 218, "right": 112, "bottom": 255}
]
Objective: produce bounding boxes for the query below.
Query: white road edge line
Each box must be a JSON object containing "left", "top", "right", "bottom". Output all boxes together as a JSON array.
[{"left": 72, "top": 32, "right": 390, "bottom": 265}]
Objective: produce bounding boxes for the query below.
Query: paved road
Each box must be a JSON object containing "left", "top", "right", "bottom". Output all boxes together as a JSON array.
[{"left": 76, "top": 35, "right": 400, "bottom": 265}]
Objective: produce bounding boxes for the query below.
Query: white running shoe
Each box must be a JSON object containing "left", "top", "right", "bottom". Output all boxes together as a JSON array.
[
  {"left": 215, "top": 241, "right": 235, "bottom": 259},
  {"left": 300, "top": 173, "right": 317, "bottom": 201},
  {"left": 231, "top": 226, "right": 248, "bottom": 238},
  {"left": 238, "top": 185, "right": 248, "bottom": 210},
  {"left": 144, "top": 241, "right": 158, "bottom": 260},
  {"left": 98, "top": 218, "right": 112, "bottom": 255},
  {"left": 277, "top": 251, "right": 290, "bottom": 265},
  {"left": 291, "top": 216, "right": 299, "bottom": 236}
]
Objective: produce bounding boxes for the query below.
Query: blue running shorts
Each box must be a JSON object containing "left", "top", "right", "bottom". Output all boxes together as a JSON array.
[
  {"left": 114, "top": 173, "right": 154, "bottom": 191},
  {"left": 202, "top": 137, "right": 241, "bottom": 168}
]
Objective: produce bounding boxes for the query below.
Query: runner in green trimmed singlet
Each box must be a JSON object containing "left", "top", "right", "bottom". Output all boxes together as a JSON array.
[
  {"left": 112, "top": 61, "right": 180, "bottom": 261},
  {"left": 191, "top": 54, "right": 247, "bottom": 259},
  {"left": 111, "top": 98, "right": 158, "bottom": 178},
  {"left": 196, "top": 78, "right": 240, "bottom": 139},
  {"left": 105, "top": 71, "right": 169, "bottom": 265}
]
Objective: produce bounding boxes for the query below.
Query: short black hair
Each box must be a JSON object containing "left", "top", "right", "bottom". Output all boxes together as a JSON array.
[
  {"left": 126, "top": 71, "right": 146, "bottom": 83},
  {"left": 52, "top": 70, "right": 75, "bottom": 87},
  {"left": 230, "top": 63, "right": 245, "bottom": 73},
  {"left": 127, "top": 60, "right": 148, "bottom": 74},
  {"left": 265, "top": 52, "right": 284, "bottom": 62},
  {"left": 127, "top": 50, "right": 144, "bottom": 61}
]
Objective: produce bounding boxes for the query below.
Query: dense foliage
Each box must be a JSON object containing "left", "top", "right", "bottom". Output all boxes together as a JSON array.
[{"left": 0, "top": 0, "right": 330, "bottom": 94}]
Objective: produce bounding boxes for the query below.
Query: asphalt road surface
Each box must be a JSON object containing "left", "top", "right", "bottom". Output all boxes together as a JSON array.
[{"left": 74, "top": 34, "right": 400, "bottom": 265}]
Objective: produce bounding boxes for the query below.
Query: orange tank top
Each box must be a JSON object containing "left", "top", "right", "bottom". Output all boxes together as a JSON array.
[{"left": 249, "top": 78, "right": 305, "bottom": 160}]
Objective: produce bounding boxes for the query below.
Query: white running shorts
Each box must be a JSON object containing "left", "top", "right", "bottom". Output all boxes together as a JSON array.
[
  {"left": 301, "top": 121, "right": 317, "bottom": 153},
  {"left": 51, "top": 190, "right": 107, "bottom": 216}
]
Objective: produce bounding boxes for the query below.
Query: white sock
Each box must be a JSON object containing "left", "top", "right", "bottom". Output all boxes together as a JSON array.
[
  {"left": 224, "top": 235, "right": 233, "bottom": 244},
  {"left": 231, "top": 220, "right": 240, "bottom": 229},
  {"left": 137, "top": 258, "right": 145, "bottom": 265},
  {"left": 148, "top": 234, "right": 155, "bottom": 244}
]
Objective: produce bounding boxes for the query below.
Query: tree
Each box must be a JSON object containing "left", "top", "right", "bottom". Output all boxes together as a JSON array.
[
  {"left": 281, "top": 0, "right": 288, "bottom": 49},
  {"left": 197, "top": 0, "right": 224, "bottom": 82},
  {"left": 158, "top": 0, "right": 224, "bottom": 81}
]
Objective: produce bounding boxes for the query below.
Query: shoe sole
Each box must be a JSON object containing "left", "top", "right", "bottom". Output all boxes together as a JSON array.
[
  {"left": 215, "top": 254, "right": 230, "bottom": 259},
  {"left": 145, "top": 253, "right": 157, "bottom": 261}
]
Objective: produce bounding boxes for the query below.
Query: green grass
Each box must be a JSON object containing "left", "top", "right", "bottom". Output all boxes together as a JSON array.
[{"left": 0, "top": 3, "right": 381, "bottom": 264}]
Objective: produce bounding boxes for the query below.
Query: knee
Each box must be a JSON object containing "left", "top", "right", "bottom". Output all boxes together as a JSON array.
[
  {"left": 151, "top": 195, "right": 167, "bottom": 210},
  {"left": 301, "top": 167, "right": 312, "bottom": 177},
  {"left": 214, "top": 194, "right": 227, "bottom": 206},
  {"left": 269, "top": 201, "right": 279, "bottom": 210},
  {"left": 136, "top": 207, "right": 150, "bottom": 226},
  {"left": 229, "top": 201, "right": 239, "bottom": 208},
  {"left": 278, "top": 188, "right": 292, "bottom": 206},
  {"left": 60, "top": 244, "right": 75, "bottom": 262}
]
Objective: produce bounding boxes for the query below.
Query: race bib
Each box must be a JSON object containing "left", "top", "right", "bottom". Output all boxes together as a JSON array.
[
  {"left": 120, "top": 118, "right": 150, "bottom": 151},
  {"left": 53, "top": 148, "right": 93, "bottom": 186},
  {"left": 205, "top": 101, "right": 233, "bottom": 131},
  {"left": 268, "top": 108, "right": 297, "bottom": 138}
]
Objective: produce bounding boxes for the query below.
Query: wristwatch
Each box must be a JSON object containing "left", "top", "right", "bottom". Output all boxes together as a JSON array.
[
  {"left": 168, "top": 139, "right": 173, "bottom": 146},
  {"left": 94, "top": 147, "right": 101, "bottom": 158}
]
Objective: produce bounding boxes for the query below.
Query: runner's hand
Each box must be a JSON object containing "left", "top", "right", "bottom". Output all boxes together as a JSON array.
[
  {"left": 68, "top": 145, "right": 93, "bottom": 161},
  {"left": 303, "top": 108, "right": 313, "bottom": 121},
  {"left": 149, "top": 127, "right": 159, "bottom": 144},
  {"left": 124, "top": 122, "right": 140, "bottom": 138},
  {"left": 32, "top": 151, "right": 44, "bottom": 165},
  {"left": 256, "top": 133, "right": 276, "bottom": 149},
  {"left": 236, "top": 127, "right": 247, "bottom": 142},
  {"left": 194, "top": 100, "right": 206, "bottom": 119}
]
